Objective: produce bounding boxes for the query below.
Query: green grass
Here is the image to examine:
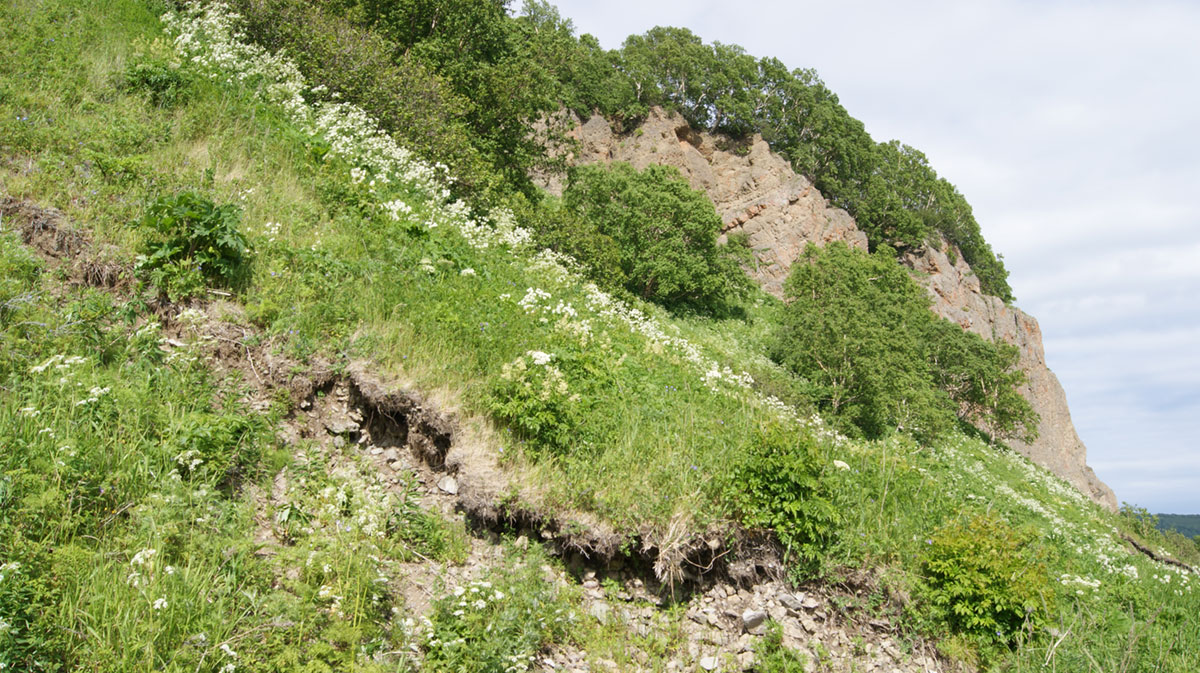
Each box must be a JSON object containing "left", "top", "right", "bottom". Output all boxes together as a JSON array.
[{"left": 2, "top": 1, "right": 1199, "bottom": 670}]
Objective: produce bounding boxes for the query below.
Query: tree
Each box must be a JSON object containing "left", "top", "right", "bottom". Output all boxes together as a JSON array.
[
  {"left": 773, "top": 242, "right": 1034, "bottom": 441},
  {"left": 774, "top": 243, "right": 952, "bottom": 438},
  {"left": 563, "top": 162, "right": 750, "bottom": 310}
]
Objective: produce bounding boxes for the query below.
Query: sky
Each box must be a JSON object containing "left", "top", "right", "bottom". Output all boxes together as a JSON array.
[{"left": 548, "top": 0, "right": 1200, "bottom": 514}]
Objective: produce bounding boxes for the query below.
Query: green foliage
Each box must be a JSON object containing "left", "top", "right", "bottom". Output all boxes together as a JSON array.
[
  {"left": 773, "top": 243, "right": 952, "bottom": 438},
  {"left": 422, "top": 550, "right": 575, "bottom": 673},
  {"left": 756, "top": 621, "right": 808, "bottom": 672},
  {"left": 920, "top": 512, "right": 1053, "bottom": 653},
  {"left": 563, "top": 162, "right": 750, "bottom": 310},
  {"left": 230, "top": 0, "right": 498, "bottom": 197},
  {"left": 135, "top": 191, "right": 250, "bottom": 298},
  {"left": 773, "top": 242, "right": 1036, "bottom": 441},
  {"left": 121, "top": 57, "right": 192, "bottom": 108},
  {"left": 488, "top": 351, "right": 582, "bottom": 457},
  {"left": 0, "top": 233, "right": 41, "bottom": 326},
  {"left": 319, "top": 0, "right": 563, "bottom": 197},
  {"left": 1156, "top": 513, "right": 1200, "bottom": 539},
  {"left": 514, "top": 195, "right": 624, "bottom": 292},
  {"left": 724, "top": 425, "right": 839, "bottom": 574}
]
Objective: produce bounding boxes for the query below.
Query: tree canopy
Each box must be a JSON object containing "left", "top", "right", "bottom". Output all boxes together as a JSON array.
[{"left": 562, "top": 162, "right": 751, "bottom": 310}]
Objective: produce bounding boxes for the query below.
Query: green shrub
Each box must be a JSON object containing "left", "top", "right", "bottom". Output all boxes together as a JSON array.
[
  {"left": 135, "top": 192, "right": 250, "bottom": 298},
  {"left": 723, "top": 425, "right": 838, "bottom": 575},
  {"left": 773, "top": 242, "right": 1035, "bottom": 442},
  {"left": 488, "top": 350, "right": 582, "bottom": 457},
  {"left": 121, "top": 58, "right": 193, "bottom": 108},
  {"left": 422, "top": 551, "right": 575, "bottom": 672},
  {"left": 920, "top": 512, "right": 1052, "bottom": 653},
  {"left": 563, "top": 162, "right": 750, "bottom": 311}
]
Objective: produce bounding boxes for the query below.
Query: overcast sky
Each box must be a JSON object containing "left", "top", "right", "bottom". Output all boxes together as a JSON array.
[{"left": 548, "top": 0, "right": 1200, "bottom": 514}]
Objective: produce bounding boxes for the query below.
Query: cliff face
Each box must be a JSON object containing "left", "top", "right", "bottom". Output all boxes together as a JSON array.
[
  {"left": 539, "top": 106, "right": 1117, "bottom": 511},
  {"left": 904, "top": 244, "right": 1118, "bottom": 510}
]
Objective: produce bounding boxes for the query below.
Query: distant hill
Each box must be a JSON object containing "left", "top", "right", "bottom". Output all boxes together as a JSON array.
[{"left": 1157, "top": 513, "right": 1200, "bottom": 538}]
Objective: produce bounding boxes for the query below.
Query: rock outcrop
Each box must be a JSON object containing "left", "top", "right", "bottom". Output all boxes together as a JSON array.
[
  {"left": 539, "top": 107, "right": 1117, "bottom": 511},
  {"left": 536, "top": 108, "right": 867, "bottom": 296},
  {"left": 903, "top": 244, "right": 1118, "bottom": 510}
]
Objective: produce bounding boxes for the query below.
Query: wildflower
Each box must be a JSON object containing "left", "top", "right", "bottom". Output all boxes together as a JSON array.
[
  {"left": 220, "top": 643, "right": 239, "bottom": 659},
  {"left": 153, "top": 597, "right": 169, "bottom": 610},
  {"left": 131, "top": 548, "right": 158, "bottom": 566},
  {"left": 527, "top": 351, "right": 553, "bottom": 366},
  {"left": 833, "top": 460, "right": 850, "bottom": 470},
  {"left": 460, "top": 268, "right": 476, "bottom": 276}
]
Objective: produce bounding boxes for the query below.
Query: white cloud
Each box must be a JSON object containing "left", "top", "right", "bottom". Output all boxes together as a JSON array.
[{"left": 551, "top": 0, "right": 1200, "bottom": 513}]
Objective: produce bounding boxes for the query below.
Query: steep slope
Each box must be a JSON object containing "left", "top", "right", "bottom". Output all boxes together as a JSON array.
[{"left": 542, "top": 107, "right": 1117, "bottom": 510}]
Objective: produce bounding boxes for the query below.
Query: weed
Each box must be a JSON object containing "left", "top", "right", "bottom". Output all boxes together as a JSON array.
[{"left": 135, "top": 191, "right": 250, "bottom": 298}]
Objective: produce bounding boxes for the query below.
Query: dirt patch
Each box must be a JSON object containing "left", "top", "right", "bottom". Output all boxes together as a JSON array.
[{"left": 1, "top": 195, "right": 131, "bottom": 289}]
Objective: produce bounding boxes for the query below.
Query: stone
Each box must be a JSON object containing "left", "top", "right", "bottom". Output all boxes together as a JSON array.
[
  {"left": 436, "top": 475, "right": 458, "bottom": 495},
  {"left": 742, "top": 609, "right": 768, "bottom": 634},
  {"left": 699, "top": 655, "right": 719, "bottom": 671},
  {"left": 589, "top": 602, "right": 611, "bottom": 624},
  {"left": 381, "top": 447, "right": 401, "bottom": 462},
  {"left": 324, "top": 417, "right": 359, "bottom": 435},
  {"left": 801, "top": 596, "right": 820, "bottom": 610},
  {"left": 779, "top": 593, "right": 803, "bottom": 611}
]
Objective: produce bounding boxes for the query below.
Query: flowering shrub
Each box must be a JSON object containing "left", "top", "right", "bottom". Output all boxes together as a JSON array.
[
  {"left": 920, "top": 512, "right": 1053, "bottom": 651},
  {"left": 422, "top": 562, "right": 575, "bottom": 673},
  {"left": 489, "top": 350, "right": 581, "bottom": 456}
]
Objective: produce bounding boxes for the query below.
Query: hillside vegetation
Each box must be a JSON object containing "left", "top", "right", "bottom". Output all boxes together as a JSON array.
[{"left": 1, "top": 1, "right": 1197, "bottom": 672}]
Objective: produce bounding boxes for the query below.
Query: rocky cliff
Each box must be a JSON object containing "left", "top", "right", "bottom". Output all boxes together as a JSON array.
[
  {"left": 903, "top": 244, "right": 1118, "bottom": 510},
  {"left": 538, "top": 107, "right": 1118, "bottom": 511}
]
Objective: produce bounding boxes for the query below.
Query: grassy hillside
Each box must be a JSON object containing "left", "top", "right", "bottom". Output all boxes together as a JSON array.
[{"left": 1, "top": 1, "right": 1197, "bottom": 671}]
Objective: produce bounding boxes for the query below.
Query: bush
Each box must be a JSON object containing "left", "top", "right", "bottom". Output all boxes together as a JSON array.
[
  {"left": 422, "top": 552, "right": 575, "bottom": 672},
  {"left": 920, "top": 512, "right": 1052, "bottom": 653},
  {"left": 135, "top": 192, "right": 250, "bottom": 298},
  {"left": 772, "top": 242, "right": 1036, "bottom": 442},
  {"left": 488, "top": 350, "right": 582, "bottom": 457},
  {"left": 562, "top": 162, "right": 750, "bottom": 311},
  {"left": 723, "top": 425, "right": 838, "bottom": 575},
  {"left": 121, "top": 58, "right": 193, "bottom": 108}
]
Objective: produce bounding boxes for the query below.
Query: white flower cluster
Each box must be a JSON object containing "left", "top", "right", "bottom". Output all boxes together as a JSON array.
[
  {"left": 381, "top": 199, "right": 412, "bottom": 221},
  {"left": 175, "top": 449, "right": 204, "bottom": 473},
  {"left": 0, "top": 561, "right": 19, "bottom": 584},
  {"left": 75, "top": 385, "right": 111, "bottom": 407},
  {"left": 1060, "top": 573, "right": 1101, "bottom": 596},
  {"left": 127, "top": 548, "right": 159, "bottom": 588},
  {"left": 29, "top": 354, "right": 86, "bottom": 374}
]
